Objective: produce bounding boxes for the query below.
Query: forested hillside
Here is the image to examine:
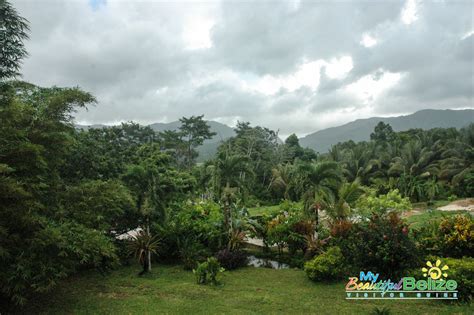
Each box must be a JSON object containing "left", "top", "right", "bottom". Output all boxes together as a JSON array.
[{"left": 300, "top": 109, "right": 474, "bottom": 152}]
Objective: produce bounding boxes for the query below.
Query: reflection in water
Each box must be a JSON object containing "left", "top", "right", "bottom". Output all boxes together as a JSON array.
[{"left": 247, "top": 255, "right": 290, "bottom": 269}]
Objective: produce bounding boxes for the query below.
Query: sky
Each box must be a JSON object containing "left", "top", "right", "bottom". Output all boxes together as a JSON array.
[{"left": 12, "top": 0, "right": 474, "bottom": 137}]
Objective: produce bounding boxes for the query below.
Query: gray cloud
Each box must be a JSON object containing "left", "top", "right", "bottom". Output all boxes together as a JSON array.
[
  {"left": 211, "top": 1, "right": 404, "bottom": 76},
  {"left": 11, "top": 0, "right": 474, "bottom": 136}
]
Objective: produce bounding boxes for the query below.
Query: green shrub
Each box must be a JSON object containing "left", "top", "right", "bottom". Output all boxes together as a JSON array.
[
  {"left": 439, "top": 215, "right": 473, "bottom": 258},
  {"left": 442, "top": 257, "right": 473, "bottom": 303},
  {"left": 356, "top": 189, "right": 411, "bottom": 216},
  {"left": 266, "top": 206, "right": 312, "bottom": 255},
  {"left": 447, "top": 194, "right": 458, "bottom": 202},
  {"left": 160, "top": 201, "right": 224, "bottom": 262},
  {"left": 414, "top": 214, "right": 473, "bottom": 258},
  {"left": 177, "top": 237, "right": 210, "bottom": 270},
  {"left": 193, "top": 262, "right": 208, "bottom": 285},
  {"left": 193, "top": 257, "right": 224, "bottom": 285},
  {"left": 304, "top": 246, "right": 345, "bottom": 281},
  {"left": 334, "top": 212, "right": 419, "bottom": 278}
]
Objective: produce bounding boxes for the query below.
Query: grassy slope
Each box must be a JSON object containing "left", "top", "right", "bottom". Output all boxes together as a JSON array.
[{"left": 23, "top": 265, "right": 471, "bottom": 315}]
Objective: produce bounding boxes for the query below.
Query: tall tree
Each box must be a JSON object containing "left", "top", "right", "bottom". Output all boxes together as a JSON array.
[
  {"left": 0, "top": 0, "right": 29, "bottom": 80},
  {"left": 299, "top": 161, "right": 343, "bottom": 227},
  {"left": 370, "top": 121, "right": 396, "bottom": 143},
  {"left": 179, "top": 115, "right": 216, "bottom": 169},
  {"left": 122, "top": 146, "right": 194, "bottom": 273},
  {"left": 0, "top": 83, "right": 118, "bottom": 305}
]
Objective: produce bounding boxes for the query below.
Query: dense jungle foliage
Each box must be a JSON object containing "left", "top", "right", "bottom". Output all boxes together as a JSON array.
[{"left": 1, "top": 0, "right": 472, "bottom": 308}]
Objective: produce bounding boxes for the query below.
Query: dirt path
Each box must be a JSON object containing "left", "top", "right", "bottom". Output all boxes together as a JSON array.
[{"left": 437, "top": 198, "right": 474, "bottom": 212}]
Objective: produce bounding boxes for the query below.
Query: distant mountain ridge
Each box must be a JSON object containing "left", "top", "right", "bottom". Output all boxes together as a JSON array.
[
  {"left": 75, "top": 109, "right": 474, "bottom": 160},
  {"left": 299, "top": 109, "right": 474, "bottom": 153}
]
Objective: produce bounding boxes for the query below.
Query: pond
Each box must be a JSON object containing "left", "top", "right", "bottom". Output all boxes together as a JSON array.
[{"left": 247, "top": 255, "right": 290, "bottom": 269}]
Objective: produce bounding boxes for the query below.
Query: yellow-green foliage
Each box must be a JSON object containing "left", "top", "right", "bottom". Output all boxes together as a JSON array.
[
  {"left": 304, "top": 246, "right": 345, "bottom": 281},
  {"left": 193, "top": 257, "right": 224, "bottom": 285},
  {"left": 439, "top": 214, "right": 474, "bottom": 258},
  {"left": 356, "top": 189, "right": 411, "bottom": 216}
]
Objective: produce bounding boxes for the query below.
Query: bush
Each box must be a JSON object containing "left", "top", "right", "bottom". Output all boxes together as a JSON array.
[
  {"left": 177, "top": 237, "right": 211, "bottom": 270},
  {"left": 447, "top": 194, "right": 458, "bottom": 202},
  {"left": 334, "top": 212, "right": 419, "bottom": 278},
  {"left": 414, "top": 214, "right": 473, "bottom": 258},
  {"left": 159, "top": 201, "right": 224, "bottom": 263},
  {"left": 215, "top": 249, "right": 247, "bottom": 270},
  {"left": 415, "top": 257, "right": 474, "bottom": 303},
  {"left": 193, "top": 257, "right": 224, "bottom": 285},
  {"left": 356, "top": 189, "right": 411, "bottom": 216},
  {"left": 439, "top": 215, "right": 473, "bottom": 258},
  {"left": 115, "top": 239, "right": 132, "bottom": 266},
  {"left": 304, "top": 246, "right": 345, "bottom": 281},
  {"left": 266, "top": 206, "right": 312, "bottom": 255},
  {"left": 442, "top": 257, "right": 474, "bottom": 303}
]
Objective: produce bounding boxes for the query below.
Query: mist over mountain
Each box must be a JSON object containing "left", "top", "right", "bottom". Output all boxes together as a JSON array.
[{"left": 299, "top": 109, "right": 474, "bottom": 153}]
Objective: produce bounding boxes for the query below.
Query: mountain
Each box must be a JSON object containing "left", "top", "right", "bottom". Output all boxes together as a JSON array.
[
  {"left": 148, "top": 120, "right": 235, "bottom": 161},
  {"left": 75, "top": 123, "right": 107, "bottom": 130},
  {"left": 299, "top": 109, "right": 474, "bottom": 153},
  {"left": 75, "top": 109, "right": 474, "bottom": 160}
]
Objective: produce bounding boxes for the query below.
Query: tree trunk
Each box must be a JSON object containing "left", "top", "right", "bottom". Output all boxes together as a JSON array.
[
  {"left": 314, "top": 204, "right": 319, "bottom": 239},
  {"left": 223, "top": 182, "right": 231, "bottom": 231},
  {"left": 147, "top": 221, "right": 152, "bottom": 272}
]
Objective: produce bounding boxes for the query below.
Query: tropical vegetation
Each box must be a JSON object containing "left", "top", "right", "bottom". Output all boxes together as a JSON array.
[{"left": 0, "top": 1, "right": 472, "bottom": 312}]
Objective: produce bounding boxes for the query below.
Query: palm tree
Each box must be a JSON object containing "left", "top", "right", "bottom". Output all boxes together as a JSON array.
[
  {"left": 212, "top": 150, "right": 249, "bottom": 194},
  {"left": 388, "top": 140, "right": 439, "bottom": 178},
  {"left": 268, "top": 163, "right": 295, "bottom": 200},
  {"left": 206, "top": 149, "right": 251, "bottom": 231},
  {"left": 388, "top": 139, "right": 441, "bottom": 200},
  {"left": 128, "top": 230, "right": 160, "bottom": 275},
  {"left": 324, "top": 180, "right": 365, "bottom": 222},
  {"left": 299, "top": 161, "right": 343, "bottom": 226},
  {"left": 220, "top": 183, "right": 238, "bottom": 231},
  {"left": 439, "top": 124, "right": 474, "bottom": 186},
  {"left": 340, "top": 142, "right": 378, "bottom": 184}
]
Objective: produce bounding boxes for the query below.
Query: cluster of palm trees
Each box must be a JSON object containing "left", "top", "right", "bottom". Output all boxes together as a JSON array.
[
  {"left": 201, "top": 123, "right": 473, "bottom": 222},
  {"left": 327, "top": 124, "right": 474, "bottom": 202}
]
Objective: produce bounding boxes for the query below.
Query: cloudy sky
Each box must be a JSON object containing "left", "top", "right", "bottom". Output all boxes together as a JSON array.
[{"left": 12, "top": 0, "right": 474, "bottom": 136}]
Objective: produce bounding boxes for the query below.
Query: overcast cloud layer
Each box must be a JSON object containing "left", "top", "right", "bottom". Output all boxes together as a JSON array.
[{"left": 12, "top": 0, "right": 474, "bottom": 136}]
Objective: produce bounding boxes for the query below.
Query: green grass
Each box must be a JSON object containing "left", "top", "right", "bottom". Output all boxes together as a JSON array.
[
  {"left": 22, "top": 264, "right": 472, "bottom": 314},
  {"left": 248, "top": 204, "right": 280, "bottom": 216},
  {"left": 411, "top": 200, "right": 452, "bottom": 210},
  {"left": 405, "top": 209, "right": 471, "bottom": 230}
]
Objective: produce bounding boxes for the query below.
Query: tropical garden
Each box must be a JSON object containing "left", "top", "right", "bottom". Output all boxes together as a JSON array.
[{"left": 0, "top": 1, "right": 473, "bottom": 313}]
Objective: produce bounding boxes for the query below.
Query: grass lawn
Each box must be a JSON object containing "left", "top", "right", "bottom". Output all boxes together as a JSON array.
[
  {"left": 405, "top": 209, "right": 471, "bottom": 230},
  {"left": 247, "top": 204, "right": 281, "bottom": 216},
  {"left": 21, "top": 264, "right": 472, "bottom": 315}
]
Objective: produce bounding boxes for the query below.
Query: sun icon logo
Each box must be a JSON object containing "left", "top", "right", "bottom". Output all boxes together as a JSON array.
[{"left": 422, "top": 260, "right": 449, "bottom": 280}]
